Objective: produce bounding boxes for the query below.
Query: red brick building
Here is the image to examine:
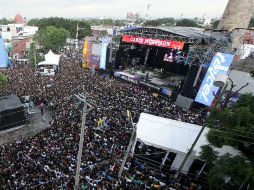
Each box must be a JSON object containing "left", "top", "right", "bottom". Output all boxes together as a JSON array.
[{"left": 12, "top": 38, "right": 29, "bottom": 59}]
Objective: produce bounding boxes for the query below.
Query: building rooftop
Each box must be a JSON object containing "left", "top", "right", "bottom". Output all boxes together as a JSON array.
[{"left": 0, "top": 95, "right": 22, "bottom": 112}]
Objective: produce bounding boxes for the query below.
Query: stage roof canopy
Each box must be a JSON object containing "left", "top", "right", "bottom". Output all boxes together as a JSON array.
[{"left": 122, "top": 27, "right": 228, "bottom": 43}]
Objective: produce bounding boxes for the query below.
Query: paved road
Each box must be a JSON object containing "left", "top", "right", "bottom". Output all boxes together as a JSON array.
[{"left": 0, "top": 107, "right": 52, "bottom": 145}]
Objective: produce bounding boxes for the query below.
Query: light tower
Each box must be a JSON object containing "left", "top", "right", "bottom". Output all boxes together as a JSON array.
[{"left": 218, "top": 0, "right": 254, "bottom": 31}]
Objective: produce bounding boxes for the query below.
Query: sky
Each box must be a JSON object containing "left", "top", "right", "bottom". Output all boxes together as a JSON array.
[{"left": 0, "top": 0, "right": 228, "bottom": 19}]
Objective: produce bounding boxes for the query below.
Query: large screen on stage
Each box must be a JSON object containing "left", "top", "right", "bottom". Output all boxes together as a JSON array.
[
  {"left": 100, "top": 37, "right": 109, "bottom": 70},
  {"left": 122, "top": 35, "right": 185, "bottom": 50},
  {"left": 195, "top": 53, "right": 235, "bottom": 106},
  {"left": 163, "top": 53, "right": 173, "bottom": 62},
  {"left": 92, "top": 43, "right": 101, "bottom": 69}
]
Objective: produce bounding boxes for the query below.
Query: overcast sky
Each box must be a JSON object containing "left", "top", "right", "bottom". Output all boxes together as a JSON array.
[{"left": 0, "top": 0, "right": 228, "bottom": 19}]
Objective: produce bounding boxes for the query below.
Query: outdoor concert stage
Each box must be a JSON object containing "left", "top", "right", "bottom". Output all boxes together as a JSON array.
[
  {"left": 114, "top": 26, "right": 231, "bottom": 101},
  {"left": 114, "top": 27, "right": 198, "bottom": 99},
  {"left": 114, "top": 68, "right": 184, "bottom": 97}
]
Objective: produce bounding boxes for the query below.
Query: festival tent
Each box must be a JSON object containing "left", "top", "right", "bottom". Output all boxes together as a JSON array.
[
  {"left": 44, "top": 50, "right": 60, "bottom": 65},
  {"left": 133, "top": 113, "right": 239, "bottom": 174},
  {"left": 38, "top": 50, "right": 60, "bottom": 66},
  {"left": 37, "top": 60, "right": 59, "bottom": 66},
  {"left": 37, "top": 50, "right": 60, "bottom": 76},
  {"left": 0, "top": 38, "right": 11, "bottom": 68}
]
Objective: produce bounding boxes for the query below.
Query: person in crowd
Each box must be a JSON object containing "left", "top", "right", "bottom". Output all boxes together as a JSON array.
[
  {"left": 0, "top": 51, "right": 205, "bottom": 190},
  {"left": 40, "top": 101, "right": 44, "bottom": 116}
]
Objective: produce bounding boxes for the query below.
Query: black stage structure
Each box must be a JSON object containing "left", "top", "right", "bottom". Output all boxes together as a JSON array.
[
  {"left": 114, "top": 27, "right": 232, "bottom": 108},
  {"left": 0, "top": 95, "right": 26, "bottom": 131}
]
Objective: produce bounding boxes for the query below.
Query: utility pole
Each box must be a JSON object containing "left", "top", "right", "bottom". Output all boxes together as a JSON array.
[
  {"left": 174, "top": 125, "right": 206, "bottom": 181},
  {"left": 74, "top": 93, "right": 95, "bottom": 190},
  {"left": 118, "top": 110, "right": 136, "bottom": 178},
  {"left": 174, "top": 81, "right": 229, "bottom": 181},
  {"left": 34, "top": 43, "right": 37, "bottom": 69},
  {"left": 75, "top": 22, "right": 79, "bottom": 50}
]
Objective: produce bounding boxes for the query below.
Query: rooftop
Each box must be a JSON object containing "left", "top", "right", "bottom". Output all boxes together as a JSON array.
[{"left": 0, "top": 95, "right": 22, "bottom": 112}]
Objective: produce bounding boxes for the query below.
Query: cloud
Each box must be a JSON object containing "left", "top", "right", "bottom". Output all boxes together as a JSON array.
[{"left": 0, "top": 0, "right": 228, "bottom": 19}]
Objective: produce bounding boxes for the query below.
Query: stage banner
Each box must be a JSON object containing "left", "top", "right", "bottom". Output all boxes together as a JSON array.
[
  {"left": 0, "top": 38, "right": 9, "bottom": 68},
  {"left": 122, "top": 35, "right": 185, "bottom": 50},
  {"left": 82, "top": 40, "right": 89, "bottom": 58},
  {"left": 100, "top": 37, "right": 110, "bottom": 70},
  {"left": 195, "top": 53, "right": 235, "bottom": 106}
]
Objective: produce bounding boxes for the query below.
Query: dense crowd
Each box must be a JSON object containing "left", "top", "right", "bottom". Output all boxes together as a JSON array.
[{"left": 0, "top": 53, "right": 205, "bottom": 190}]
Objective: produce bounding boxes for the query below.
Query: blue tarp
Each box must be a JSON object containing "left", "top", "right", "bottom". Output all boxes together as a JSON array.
[{"left": 0, "top": 38, "right": 10, "bottom": 68}]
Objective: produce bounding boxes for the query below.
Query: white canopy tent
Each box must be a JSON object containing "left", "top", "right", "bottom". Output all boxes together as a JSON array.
[
  {"left": 37, "top": 60, "right": 59, "bottom": 66},
  {"left": 37, "top": 50, "right": 61, "bottom": 76},
  {"left": 133, "top": 113, "right": 239, "bottom": 174},
  {"left": 44, "top": 50, "right": 60, "bottom": 65}
]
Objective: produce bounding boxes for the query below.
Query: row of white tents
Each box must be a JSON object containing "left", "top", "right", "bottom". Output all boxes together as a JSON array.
[{"left": 133, "top": 113, "right": 240, "bottom": 174}]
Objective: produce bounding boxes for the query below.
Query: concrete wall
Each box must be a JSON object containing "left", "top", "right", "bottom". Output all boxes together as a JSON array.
[
  {"left": 228, "top": 70, "right": 254, "bottom": 94},
  {"left": 218, "top": 0, "right": 254, "bottom": 31}
]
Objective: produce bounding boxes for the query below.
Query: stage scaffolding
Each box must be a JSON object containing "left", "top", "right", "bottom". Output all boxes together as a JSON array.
[{"left": 185, "top": 30, "right": 233, "bottom": 66}]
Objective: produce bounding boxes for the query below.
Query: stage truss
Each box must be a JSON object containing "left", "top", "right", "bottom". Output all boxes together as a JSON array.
[
  {"left": 185, "top": 30, "right": 233, "bottom": 66},
  {"left": 121, "top": 27, "right": 196, "bottom": 43},
  {"left": 185, "top": 30, "right": 234, "bottom": 98}
]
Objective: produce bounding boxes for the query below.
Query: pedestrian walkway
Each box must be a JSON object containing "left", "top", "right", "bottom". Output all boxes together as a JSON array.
[{"left": 0, "top": 107, "right": 52, "bottom": 145}]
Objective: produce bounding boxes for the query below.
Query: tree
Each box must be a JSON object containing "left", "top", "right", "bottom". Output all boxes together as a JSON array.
[
  {"left": 199, "top": 145, "right": 218, "bottom": 168},
  {"left": 113, "top": 20, "right": 125, "bottom": 26},
  {"left": 99, "top": 30, "right": 108, "bottom": 37},
  {"left": 249, "top": 17, "right": 254, "bottom": 28},
  {"left": 207, "top": 155, "right": 253, "bottom": 190},
  {"left": 176, "top": 19, "right": 198, "bottom": 27},
  {"left": 34, "top": 26, "right": 70, "bottom": 52},
  {"left": 203, "top": 93, "right": 254, "bottom": 189},
  {"left": 156, "top": 17, "right": 176, "bottom": 26},
  {"left": 0, "top": 73, "right": 8, "bottom": 88},
  {"left": 87, "top": 18, "right": 114, "bottom": 26},
  {"left": 143, "top": 18, "right": 176, "bottom": 27},
  {"left": 27, "top": 17, "right": 92, "bottom": 39},
  {"left": 251, "top": 70, "right": 254, "bottom": 78},
  {"left": 212, "top": 20, "right": 220, "bottom": 29},
  {"left": 143, "top": 20, "right": 160, "bottom": 26},
  {"left": 0, "top": 18, "right": 14, "bottom": 25},
  {"left": 28, "top": 42, "right": 43, "bottom": 66},
  {"left": 27, "top": 18, "right": 40, "bottom": 26}
]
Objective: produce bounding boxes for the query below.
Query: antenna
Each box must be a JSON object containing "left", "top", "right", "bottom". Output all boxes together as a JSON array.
[{"left": 146, "top": 2, "right": 152, "bottom": 21}]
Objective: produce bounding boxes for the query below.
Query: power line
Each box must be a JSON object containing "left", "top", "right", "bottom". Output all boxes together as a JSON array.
[
  {"left": 217, "top": 127, "right": 254, "bottom": 136},
  {"left": 207, "top": 133, "right": 254, "bottom": 145},
  {"left": 210, "top": 129, "right": 254, "bottom": 141}
]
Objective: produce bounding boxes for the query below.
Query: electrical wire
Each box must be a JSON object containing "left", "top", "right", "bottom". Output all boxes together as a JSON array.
[
  {"left": 209, "top": 129, "right": 254, "bottom": 141},
  {"left": 207, "top": 133, "right": 254, "bottom": 145}
]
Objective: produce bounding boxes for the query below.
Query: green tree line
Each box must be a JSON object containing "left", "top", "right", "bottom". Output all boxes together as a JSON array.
[
  {"left": 0, "top": 18, "right": 14, "bottom": 25},
  {"left": 28, "top": 17, "right": 92, "bottom": 39},
  {"left": 200, "top": 93, "right": 254, "bottom": 190}
]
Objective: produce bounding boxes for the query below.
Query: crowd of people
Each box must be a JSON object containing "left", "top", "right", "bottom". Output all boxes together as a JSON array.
[{"left": 0, "top": 53, "right": 206, "bottom": 190}]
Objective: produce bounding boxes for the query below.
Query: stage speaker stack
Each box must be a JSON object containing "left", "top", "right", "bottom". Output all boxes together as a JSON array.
[{"left": 181, "top": 65, "right": 201, "bottom": 98}]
